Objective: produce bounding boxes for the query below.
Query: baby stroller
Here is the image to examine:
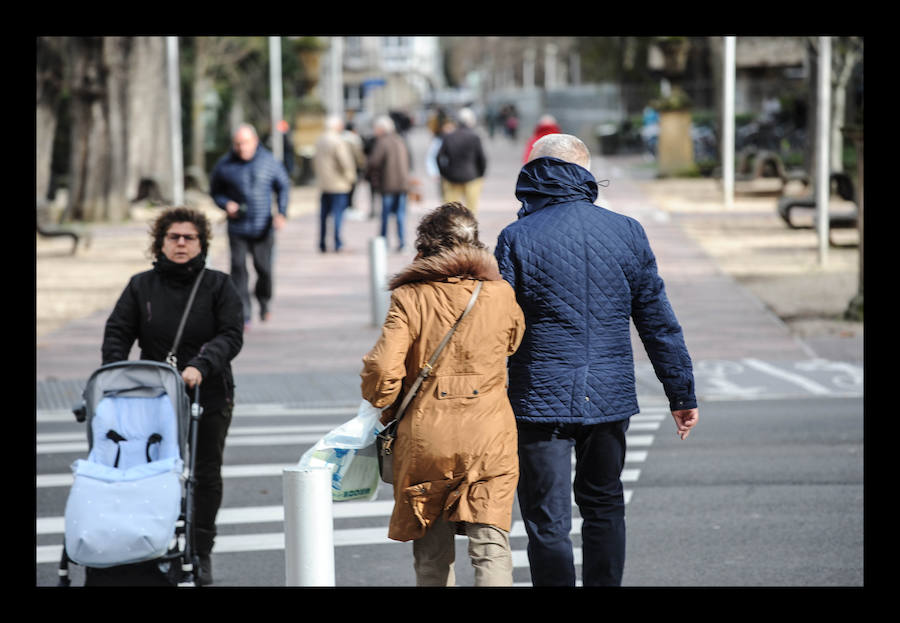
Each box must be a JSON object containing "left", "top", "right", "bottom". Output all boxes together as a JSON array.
[{"left": 57, "top": 360, "right": 203, "bottom": 587}]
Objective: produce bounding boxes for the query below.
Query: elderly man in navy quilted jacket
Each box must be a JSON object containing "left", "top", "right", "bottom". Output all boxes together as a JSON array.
[
  {"left": 210, "top": 123, "right": 290, "bottom": 329},
  {"left": 495, "top": 133, "right": 699, "bottom": 587}
]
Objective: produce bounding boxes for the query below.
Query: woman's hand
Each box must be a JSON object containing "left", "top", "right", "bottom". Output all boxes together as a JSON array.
[{"left": 182, "top": 366, "right": 203, "bottom": 388}]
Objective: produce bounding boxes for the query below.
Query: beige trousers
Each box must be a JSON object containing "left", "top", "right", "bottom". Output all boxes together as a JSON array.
[
  {"left": 441, "top": 178, "right": 484, "bottom": 214},
  {"left": 412, "top": 516, "right": 513, "bottom": 586}
]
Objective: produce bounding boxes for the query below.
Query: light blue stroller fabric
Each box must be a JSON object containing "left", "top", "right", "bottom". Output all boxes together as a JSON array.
[{"left": 64, "top": 394, "right": 184, "bottom": 568}]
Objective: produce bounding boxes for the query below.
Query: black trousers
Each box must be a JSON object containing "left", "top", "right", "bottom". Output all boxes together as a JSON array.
[
  {"left": 229, "top": 230, "right": 274, "bottom": 322},
  {"left": 517, "top": 419, "right": 628, "bottom": 586},
  {"left": 192, "top": 403, "right": 233, "bottom": 555}
]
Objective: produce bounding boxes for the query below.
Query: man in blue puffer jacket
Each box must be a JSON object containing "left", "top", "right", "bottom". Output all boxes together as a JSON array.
[
  {"left": 210, "top": 123, "right": 290, "bottom": 328},
  {"left": 495, "top": 133, "right": 699, "bottom": 587}
]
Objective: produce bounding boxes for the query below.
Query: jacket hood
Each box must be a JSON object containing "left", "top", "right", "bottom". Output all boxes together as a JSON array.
[
  {"left": 515, "top": 157, "right": 598, "bottom": 219},
  {"left": 389, "top": 245, "right": 502, "bottom": 290}
]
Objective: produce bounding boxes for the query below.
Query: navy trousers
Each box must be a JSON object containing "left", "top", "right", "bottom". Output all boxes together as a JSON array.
[
  {"left": 379, "top": 192, "right": 406, "bottom": 250},
  {"left": 516, "top": 419, "right": 628, "bottom": 586},
  {"left": 319, "top": 192, "right": 349, "bottom": 252},
  {"left": 229, "top": 229, "right": 274, "bottom": 323}
]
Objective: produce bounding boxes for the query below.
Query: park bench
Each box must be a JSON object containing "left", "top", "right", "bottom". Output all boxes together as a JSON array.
[
  {"left": 36, "top": 199, "right": 91, "bottom": 254},
  {"left": 734, "top": 148, "right": 806, "bottom": 195},
  {"left": 776, "top": 171, "right": 858, "bottom": 245}
]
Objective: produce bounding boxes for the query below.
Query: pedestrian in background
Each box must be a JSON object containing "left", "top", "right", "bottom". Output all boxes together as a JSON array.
[
  {"left": 102, "top": 206, "right": 244, "bottom": 586},
  {"left": 313, "top": 115, "right": 357, "bottom": 253},
  {"left": 522, "top": 114, "right": 561, "bottom": 164},
  {"left": 437, "top": 107, "right": 487, "bottom": 214},
  {"left": 277, "top": 119, "right": 296, "bottom": 180},
  {"left": 425, "top": 117, "right": 455, "bottom": 200},
  {"left": 209, "top": 123, "right": 290, "bottom": 329},
  {"left": 494, "top": 133, "right": 699, "bottom": 587},
  {"left": 361, "top": 202, "right": 525, "bottom": 586},
  {"left": 342, "top": 120, "right": 367, "bottom": 213},
  {"left": 366, "top": 115, "right": 410, "bottom": 252}
]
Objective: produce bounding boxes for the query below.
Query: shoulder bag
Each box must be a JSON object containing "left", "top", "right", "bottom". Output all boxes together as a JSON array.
[{"left": 376, "top": 280, "right": 482, "bottom": 484}]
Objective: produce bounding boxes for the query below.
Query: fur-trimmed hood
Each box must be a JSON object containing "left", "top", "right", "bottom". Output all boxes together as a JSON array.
[{"left": 389, "top": 245, "right": 502, "bottom": 290}]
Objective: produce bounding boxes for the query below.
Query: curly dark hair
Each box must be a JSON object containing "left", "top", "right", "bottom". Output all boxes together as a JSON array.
[
  {"left": 148, "top": 206, "right": 212, "bottom": 258},
  {"left": 414, "top": 202, "right": 486, "bottom": 257}
]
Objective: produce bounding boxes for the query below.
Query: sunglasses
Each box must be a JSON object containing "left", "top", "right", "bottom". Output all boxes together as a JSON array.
[{"left": 165, "top": 233, "right": 199, "bottom": 242}]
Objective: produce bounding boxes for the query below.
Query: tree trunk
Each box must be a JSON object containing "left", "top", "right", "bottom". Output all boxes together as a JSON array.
[
  {"left": 830, "top": 40, "right": 862, "bottom": 172},
  {"left": 126, "top": 36, "right": 173, "bottom": 204},
  {"left": 67, "top": 37, "right": 106, "bottom": 222},
  {"left": 103, "top": 37, "right": 131, "bottom": 221},
  {"left": 36, "top": 37, "right": 65, "bottom": 206},
  {"left": 191, "top": 37, "right": 211, "bottom": 173},
  {"left": 66, "top": 37, "right": 132, "bottom": 222},
  {"left": 65, "top": 36, "right": 175, "bottom": 222}
]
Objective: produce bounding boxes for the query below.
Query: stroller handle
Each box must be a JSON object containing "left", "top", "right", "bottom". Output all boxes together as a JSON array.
[{"left": 190, "top": 383, "right": 202, "bottom": 420}]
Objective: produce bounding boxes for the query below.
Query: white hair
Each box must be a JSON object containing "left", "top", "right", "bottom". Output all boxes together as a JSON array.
[
  {"left": 374, "top": 115, "right": 396, "bottom": 134},
  {"left": 325, "top": 114, "right": 344, "bottom": 132},
  {"left": 457, "top": 107, "right": 476, "bottom": 128},
  {"left": 528, "top": 133, "right": 591, "bottom": 169},
  {"left": 233, "top": 123, "right": 258, "bottom": 139}
]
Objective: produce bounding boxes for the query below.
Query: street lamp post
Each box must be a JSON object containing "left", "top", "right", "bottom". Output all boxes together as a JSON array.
[
  {"left": 269, "top": 36, "right": 283, "bottom": 163},
  {"left": 816, "top": 36, "right": 832, "bottom": 266},
  {"left": 723, "top": 36, "right": 736, "bottom": 210},
  {"left": 166, "top": 37, "right": 184, "bottom": 207}
]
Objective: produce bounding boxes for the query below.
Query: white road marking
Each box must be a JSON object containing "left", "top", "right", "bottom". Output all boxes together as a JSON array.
[{"left": 741, "top": 358, "right": 834, "bottom": 395}]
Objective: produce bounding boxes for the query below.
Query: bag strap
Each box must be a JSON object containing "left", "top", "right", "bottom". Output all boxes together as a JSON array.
[
  {"left": 392, "top": 280, "right": 482, "bottom": 423},
  {"left": 166, "top": 268, "right": 206, "bottom": 368}
]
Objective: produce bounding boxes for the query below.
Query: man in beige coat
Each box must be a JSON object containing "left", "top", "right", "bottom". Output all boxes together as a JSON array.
[
  {"left": 361, "top": 203, "right": 525, "bottom": 586},
  {"left": 313, "top": 115, "right": 357, "bottom": 252}
]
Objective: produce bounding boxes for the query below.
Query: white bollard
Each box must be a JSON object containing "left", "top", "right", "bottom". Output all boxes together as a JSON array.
[
  {"left": 283, "top": 466, "right": 335, "bottom": 586},
  {"left": 369, "top": 236, "right": 389, "bottom": 326}
]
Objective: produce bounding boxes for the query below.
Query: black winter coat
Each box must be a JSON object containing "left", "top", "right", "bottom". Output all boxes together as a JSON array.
[
  {"left": 102, "top": 255, "right": 244, "bottom": 412},
  {"left": 436, "top": 126, "right": 486, "bottom": 184}
]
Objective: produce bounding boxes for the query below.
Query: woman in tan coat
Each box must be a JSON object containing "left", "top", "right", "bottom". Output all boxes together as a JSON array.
[{"left": 361, "top": 202, "right": 525, "bottom": 586}]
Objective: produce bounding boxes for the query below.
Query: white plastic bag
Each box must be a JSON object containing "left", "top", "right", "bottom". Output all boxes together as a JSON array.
[{"left": 298, "top": 400, "right": 384, "bottom": 502}]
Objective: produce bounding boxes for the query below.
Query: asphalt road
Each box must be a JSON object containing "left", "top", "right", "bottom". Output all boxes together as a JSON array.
[{"left": 36, "top": 391, "right": 863, "bottom": 588}]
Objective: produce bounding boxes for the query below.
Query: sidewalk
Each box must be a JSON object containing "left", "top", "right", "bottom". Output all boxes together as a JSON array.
[{"left": 36, "top": 126, "right": 862, "bottom": 411}]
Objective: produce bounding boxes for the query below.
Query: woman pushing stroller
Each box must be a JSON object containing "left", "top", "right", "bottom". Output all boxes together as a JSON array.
[{"left": 101, "top": 206, "right": 243, "bottom": 586}]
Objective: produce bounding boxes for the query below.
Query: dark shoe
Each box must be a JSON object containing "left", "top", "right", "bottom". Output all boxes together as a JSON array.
[{"left": 196, "top": 554, "right": 213, "bottom": 586}]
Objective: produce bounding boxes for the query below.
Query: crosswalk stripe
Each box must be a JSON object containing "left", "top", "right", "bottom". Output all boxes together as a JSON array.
[
  {"left": 37, "top": 430, "right": 657, "bottom": 456},
  {"left": 35, "top": 405, "right": 362, "bottom": 424},
  {"left": 36, "top": 463, "right": 298, "bottom": 489},
  {"left": 37, "top": 447, "right": 649, "bottom": 490},
  {"left": 35, "top": 424, "right": 336, "bottom": 445},
  {"left": 36, "top": 433, "right": 326, "bottom": 455}
]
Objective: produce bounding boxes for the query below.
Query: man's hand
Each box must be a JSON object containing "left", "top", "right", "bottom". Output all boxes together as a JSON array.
[
  {"left": 671, "top": 408, "right": 699, "bottom": 440},
  {"left": 225, "top": 201, "right": 240, "bottom": 219},
  {"left": 273, "top": 213, "right": 286, "bottom": 231},
  {"left": 182, "top": 366, "right": 203, "bottom": 388}
]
